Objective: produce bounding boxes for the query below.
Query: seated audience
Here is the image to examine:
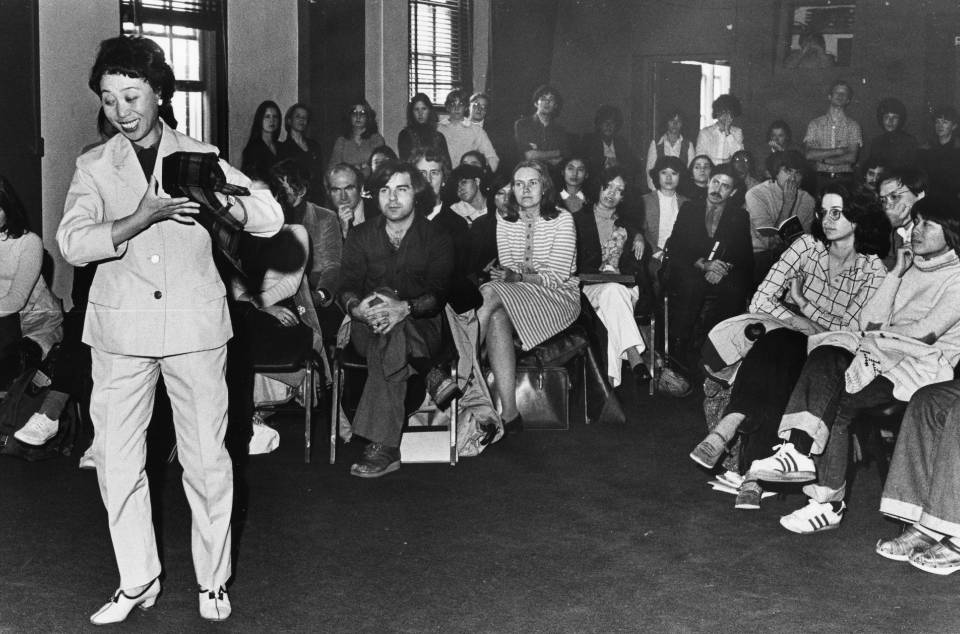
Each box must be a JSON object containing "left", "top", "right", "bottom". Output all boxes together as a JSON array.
[
  {"left": 439, "top": 89, "right": 499, "bottom": 171},
  {"left": 327, "top": 99, "right": 385, "bottom": 179},
  {"left": 514, "top": 85, "right": 571, "bottom": 167},
  {"left": 918, "top": 105, "right": 960, "bottom": 200},
  {"left": 804, "top": 80, "right": 861, "bottom": 190},
  {"left": 766, "top": 119, "right": 796, "bottom": 157},
  {"left": 326, "top": 163, "right": 376, "bottom": 238},
  {"left": 339, "top": 161, "right": 454, "bottom": 478},
  {"left": 447, "top": 163, "right": 487, "bottom": 226},
  {"left": 368, "top": 145, "right": 398, "bottom": 177},
  {"left": 745, "top": 150, "right": 817, "bottom": 283},
  {"left": 397, "top": 93, "right": 451, "bottom": 166},
  {"left": 878, "top": 168, "right": 926, "bottom": 268},
  {"left": 861, "top": 157, "right": 888, "bottom": 195},
  {"left": 575, "top": 166, "right": 650, "bottom": 388},
  {"left": 270, "top": 160, "right": 342, "bottom": 332},
  {"left": 641, "top": 155, "right": 688, "bottom": 292},
  {"left": 582, "top": 104, "right": 637, "bottom": 184},
  {"left": 678, "top": 154, "right": 713, "bottom": 203},
  {"left": 646, "top": 109, "right": 695, "bottom": 192},
  {"left": 863, "top": 97, "right": 918, "bottom": 174},
  {"left": 666, "top": 164, "right": 753, "bottom": 379},
  {"left": 478, "top": 160, "right": 580, "bottom": 432},
  {"left": 1, "top": 176, "right": 64, "bottom": 445},
  {"left": 241, "top": 100, "right": 282, "bottom": 182},
  {"left": 876, "top": 379, "right": 960, "bottom": 574},
  {"left": 696, "top": 94, "right": 744, "bottom": 166},
  {"left": 557, "top": 155, "right": 591, "bottom": 213},
  {"left": 468, "top": 172, "right": 512, "bottom": 283},
  {"left": 277, "top": 103, "right": 325, "bottom": 205},
  {"left": 731, "top": 150, "right": 761, "bottom": 191},
  {"left": 750, "top": 194, "right": 960, "bottom": 533},
  {"left": 414, "top": 149, "right": 475, "bottom": 313},
  {"left": 691, "top": 184, "right": 888, "bottom": 509}
]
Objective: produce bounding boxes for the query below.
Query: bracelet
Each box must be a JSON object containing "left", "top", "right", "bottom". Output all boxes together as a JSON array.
[{"left": 406, "top": 299, "right": 415, "bottom": 317}]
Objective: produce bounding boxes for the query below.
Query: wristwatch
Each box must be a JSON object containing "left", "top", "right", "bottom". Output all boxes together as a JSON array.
[{"left": 406, "top": 299, "right": 415, "bottom": 316}]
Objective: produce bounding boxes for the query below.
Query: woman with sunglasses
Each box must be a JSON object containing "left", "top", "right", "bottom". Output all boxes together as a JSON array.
[
  {"left": 327, "top": 99, "right": 385, "bottom": 179},
  {"left": 690, "top": 183, "right": 888, "bottom": 510}
]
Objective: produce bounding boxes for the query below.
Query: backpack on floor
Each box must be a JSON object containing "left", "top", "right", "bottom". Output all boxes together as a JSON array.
[{"left": 0, "top": 365, "right": 78, "bottom": 462}]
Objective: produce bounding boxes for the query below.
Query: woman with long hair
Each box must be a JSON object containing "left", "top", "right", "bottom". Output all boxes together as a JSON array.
[
  {"left": 575, "top": 166, "right": 650, "bottom": 388},
  {"left": 0, "top": 175, "right": 46, "bottom": 387},
  {"left": 327, "top": 98, "right": 386, "bottom": 178},
  {"left": 478, "top": 160, "right": 580, "bottom": 432},
  {"left": 678, "top": 154, "right": 714, "bottom": 203},
  {"left": 397, "top": 93, "right": 451, "bottom": 166},
  {"left": 241, "top": 99, "right": 282, "bottom": 182},
  {"left": 691, "top": 183, "right": 889, "bottom": 509},
  {"left": 277, "top": 102, "right": 325, "bottom": 203}
]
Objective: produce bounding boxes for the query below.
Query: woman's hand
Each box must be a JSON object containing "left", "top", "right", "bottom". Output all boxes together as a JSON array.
[
  {"left": 788, "top": 276, "right": 806, "bottom": 307},
  {"left": 632, "top": 235, "right": 645, "bottom": 260},
  {"left": 565, "top": 196, "right": 584, "bottom": 214},
  {"left": 490, "top": 266, "right": 523, "bottom": 282},
  {"left": 895, "top": 247, "right": 914, "bottom": 273},
  {"left": 134, "top": 175, "right": 200, "bottom": 227},
  {"left": 261, "top": 305, "right": 299, "bottom": 327}
]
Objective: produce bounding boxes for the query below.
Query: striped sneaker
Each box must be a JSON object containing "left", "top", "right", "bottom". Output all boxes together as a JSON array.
[
  {"left": 748, "top": 442, "right": 816, "bottom": 483},
  {"left": 779, "top": 500, "right": 845, "bottom": 534}
]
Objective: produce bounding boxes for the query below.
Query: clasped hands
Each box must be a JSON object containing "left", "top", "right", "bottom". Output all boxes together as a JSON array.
[
  {"left": 489, "top": 265, "right": 533, "bottom": 283},
  {"left": 352, "top": 291, "right": 411, "bottom": 335},
  {"left": 700, "top": 258, "right": 731, "bottom": 285}
]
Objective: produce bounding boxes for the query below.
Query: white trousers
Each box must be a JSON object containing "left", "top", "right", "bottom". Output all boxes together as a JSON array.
[
  {"left": 581, "top": 283, "right": 646, "bottom": 387},
  {"left": 90, "top": 346, "right": 233, "bottom": 590}
]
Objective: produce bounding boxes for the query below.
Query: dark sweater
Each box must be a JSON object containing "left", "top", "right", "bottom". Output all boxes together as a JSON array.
[{"left": 339, "top": 213, "right": 453, "bottom": 318}]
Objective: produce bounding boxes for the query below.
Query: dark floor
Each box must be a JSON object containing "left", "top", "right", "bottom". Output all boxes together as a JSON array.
[{"left": 1, "top": 382, "right": 958, "bottom": 633}]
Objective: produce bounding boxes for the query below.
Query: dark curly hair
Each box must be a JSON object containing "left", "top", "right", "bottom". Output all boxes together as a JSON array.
[
  {"left": 88, "top": 35, "right": 177, "bottom": 128},
  {"left": 712, "top": 94, "right": 742, "bottom": 119},
  {"left": 876, "top": 97, "right": 907, "bottom": 130},
  {"left": 368, "top": 160, "right": 435, "bottom": 217},
  {"left": 811, "top": 183, "right": 891, "bottom": 256}
]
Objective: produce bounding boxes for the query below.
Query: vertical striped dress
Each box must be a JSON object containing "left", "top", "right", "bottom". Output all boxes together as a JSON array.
[{"left": 482, "top": 209, "right": 580, "bottom": 350}]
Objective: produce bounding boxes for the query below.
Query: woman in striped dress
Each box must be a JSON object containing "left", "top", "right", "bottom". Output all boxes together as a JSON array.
[{"left": 478, "top": 160, "right": 580, "bottom": 433}]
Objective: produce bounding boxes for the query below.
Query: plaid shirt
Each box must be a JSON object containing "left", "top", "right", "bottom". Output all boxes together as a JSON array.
[
  {"left": 750, "top": 234, "right": 886, "bottom": 331},
  {"left": 803, "top": 112, "right": 862, "bottom": 173}
]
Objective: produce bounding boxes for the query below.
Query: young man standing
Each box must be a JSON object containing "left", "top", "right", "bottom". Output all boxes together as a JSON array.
[{"left": 804, "top": 80, "right": 862, "bottom": 190}]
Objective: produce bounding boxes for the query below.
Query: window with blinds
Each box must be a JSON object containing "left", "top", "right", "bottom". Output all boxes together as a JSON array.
[
  {"left": 120, "top": 0, "right": 226, "bottom": 147},
  {"left": 409, "top": 0, "right": 472, "bottom": 106}
]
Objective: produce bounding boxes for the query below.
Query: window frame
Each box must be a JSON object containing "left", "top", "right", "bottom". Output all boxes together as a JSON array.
[
  {"left": 119, "top": 0, "right": 228, "bottom": 152},
  {"left": 408, "top": 0, "right": 473, "bottom": 109}
]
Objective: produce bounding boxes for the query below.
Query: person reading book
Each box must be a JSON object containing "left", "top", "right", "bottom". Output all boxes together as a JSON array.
[{"left": 745, "top": 150, "right": 816, "bottom": 284}]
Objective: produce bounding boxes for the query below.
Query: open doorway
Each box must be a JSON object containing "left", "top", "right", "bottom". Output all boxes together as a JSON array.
[{"left": 650, "top": 60, "right": 731, "bottom": 142}]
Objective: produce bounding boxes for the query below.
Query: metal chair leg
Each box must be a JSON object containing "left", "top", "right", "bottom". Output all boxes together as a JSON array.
[
  {"left": 304, "top": 363, "right": 313, "bottom": 464},
  {"left": 329, "top": 362, "right": 341, "bottom": 465}
]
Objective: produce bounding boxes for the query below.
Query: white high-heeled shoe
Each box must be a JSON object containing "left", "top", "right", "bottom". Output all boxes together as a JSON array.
[
  {"left": 199, "top": 586, "right": 231, "bottom": 621},
  {"left": 89, "top": 577, "right": 160, "bottom": 625}
]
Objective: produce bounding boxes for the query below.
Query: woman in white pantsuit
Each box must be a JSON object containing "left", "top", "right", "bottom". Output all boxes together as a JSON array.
[{"left": 56, "top": 36, "right": 282, "bottom": 624}]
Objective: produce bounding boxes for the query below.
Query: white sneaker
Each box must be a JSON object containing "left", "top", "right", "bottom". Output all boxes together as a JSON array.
[
  {"left": 749, "top": 442, "right": 816, "bottom": 483},
  {"left": 78, "top": 446, "right": 96, "bottom": 470},
  {"left": 780, "top": 500, "right": 845, "bottom": 534},
  {"left": 199, "top": 587, "right": 231, "bottom": 621},
  {"left": 14, "top": 413, "right": 59, "bottom": 446}
]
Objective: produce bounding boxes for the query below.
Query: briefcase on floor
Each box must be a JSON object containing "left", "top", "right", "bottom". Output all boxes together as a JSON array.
[{"left": 485, "top": 365, "right": 570, "bottom": 430}]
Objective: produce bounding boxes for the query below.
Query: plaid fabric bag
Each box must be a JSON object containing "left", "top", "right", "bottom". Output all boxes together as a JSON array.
[{"left": 162, "top": 152, "right": 250, "bottom": 272}]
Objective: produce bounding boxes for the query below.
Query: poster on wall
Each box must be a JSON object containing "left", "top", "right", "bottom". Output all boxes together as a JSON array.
[{"left": 779, "top": 1, "right": 856, "bottom": 68}]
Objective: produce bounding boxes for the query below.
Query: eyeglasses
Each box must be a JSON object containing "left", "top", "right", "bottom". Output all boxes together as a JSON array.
[
  {"left": 817, "top": 208, "right": 843, "bottom": 221},
  {"left": 880, "top": 187, "right": 909, "bottom": 206},
  {"left": 351, "top": 110, "right": 368, "bottom": 117}
]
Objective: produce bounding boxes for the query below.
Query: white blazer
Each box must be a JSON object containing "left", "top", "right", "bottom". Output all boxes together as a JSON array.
[{"left": 57, "top": 122, "right": 283, "bottom": 357}]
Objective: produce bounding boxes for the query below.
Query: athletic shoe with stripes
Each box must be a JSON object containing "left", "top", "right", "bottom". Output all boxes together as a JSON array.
[
  {"left": 748, "top": 442, "right": 816, "bottom": 483},
  {"left": 779, "top": 500, "right": 845, "bottom": 534}
]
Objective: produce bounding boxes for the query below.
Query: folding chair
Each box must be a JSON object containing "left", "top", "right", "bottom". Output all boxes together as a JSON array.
[{"left": 328, "top": 311, "right": 459, "bottom": 466}]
